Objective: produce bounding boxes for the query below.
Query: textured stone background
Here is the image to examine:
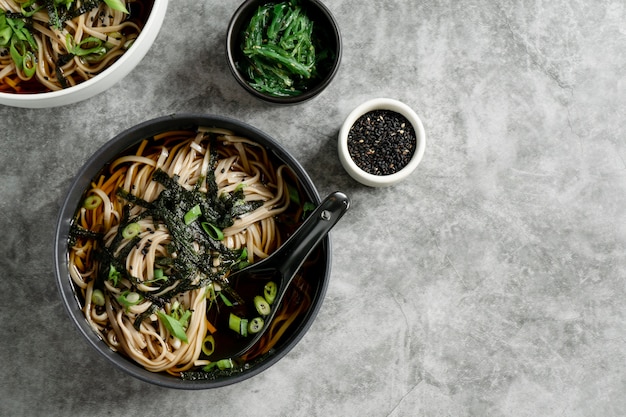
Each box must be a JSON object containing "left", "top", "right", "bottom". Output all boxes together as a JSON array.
[{"left": 1, "top": 0, "right": 625, "bottom": 416}]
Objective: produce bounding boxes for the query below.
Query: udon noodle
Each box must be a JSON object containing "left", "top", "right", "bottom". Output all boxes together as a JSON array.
[
  {"left": 0, "top": 0, "right": 152, "bottom": 93},
  {"left": 68, "top": 127, "right": 315, "bottom": 378}
]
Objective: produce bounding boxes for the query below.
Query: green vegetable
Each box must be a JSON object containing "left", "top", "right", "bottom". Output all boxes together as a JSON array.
[
  {"left": 254, "top": 295, "right": 271, "bottom": 316},
  {"left": 18, "top": 0, "right": 42, "bottom": 17},
  {"left": 233, "top": 248, "right": 250, "bottom": 270},
  {"left": 117, "top": 290, "right": 142, "bottom": 311},
  {"left": 183, "top": 204, "right": 202, "bottom": 225},
  {"left": 0, "top": 10, "right": 38, "bottom": 78},
  {"left": 83, "top": 195, "right": 102, "bottom": 210},
  {"left": 157, "top": 310, "right": 189, "bottom": 343},
  {"left": 248, "top": 317, "right": 264, "bottom": 334},
  {"left": 302, "top": 201, "right": 315, "bottom": 219},
  {"left": 240, "top": 0, "right": 331, "bottom": 97},
  {"left": 217, "top": 358, "right": 234, "bottom": 370},
  {"left": 108, "top": 264, "right": 122, "bottom": 286},
  {"left": 228, "top": 313, "right": 248, "bottom": 337},
  {"left": 66, "top": 34, "right": 107, "bottom": 59},
  {"left": 149, "top": 268, "right": 168, "bottom": 284},
  {"left": 264, "top": 281, "right": 277, "bottom": 305},
  {"left": 219, "top": 291, "right": 233, "bottom": 307},
  {"left": 201, "top": 222, "right": 224, "bottom": 241},
  {"left": 201, "top": 335, "right": 215, "bottom": 356},
  {"left": 122, "top": 222, "right": 141, "bottom": 239},
  {"left": 103, "top": 0, "right": 129, "bottom": 14},
  {"left": 202, "top": 358, "right": 234, "bottom": 372},
  {"left": 91, "top": 289, "right": 105, "bottom": 306},
  {"left": 0, "top": 26, "right": 11, "bottom": 46}
]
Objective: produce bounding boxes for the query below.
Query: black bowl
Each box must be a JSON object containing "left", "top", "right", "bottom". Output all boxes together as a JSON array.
[
  {"left": 54, "top": 114, "right": 331, "bottom": 389},
  {"left": 226, "top": 0, "right": 342, "bottom": 105}
]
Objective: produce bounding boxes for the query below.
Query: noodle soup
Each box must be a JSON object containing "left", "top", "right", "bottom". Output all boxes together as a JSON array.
[
  {"left": 0, "top": 0, "right": 154, "bottom": 94},
  {"left": 64, "top": 118, "right": 327, "bottom": 384}
]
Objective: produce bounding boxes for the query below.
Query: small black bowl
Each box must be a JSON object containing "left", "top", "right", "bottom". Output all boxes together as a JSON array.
[
  {"left": 226, "top": 0, "right": 342, "bottom": 105},
  {"left": 54, "top": 114, "right": 331, "bottom": 389}
]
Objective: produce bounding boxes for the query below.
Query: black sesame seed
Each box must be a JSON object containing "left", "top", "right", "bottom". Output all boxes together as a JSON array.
[{"left": 347, "top": 109, "right": 416, "bottom": 176}]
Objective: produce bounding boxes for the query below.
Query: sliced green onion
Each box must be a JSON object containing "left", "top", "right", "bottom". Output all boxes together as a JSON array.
[
  {"left": 183, "top": 204, "right": 201, "bottom": 225},
  {"left": 103, "top": 0, "right": 129, "bottom": 14},
  {"left": 202, "top": 358, "right": 234, "bottom": 372},
  {"left": 152, "top": 268, "right": 167, "bottom": 282},
  {"left": 234, "top": 248, "right": 250, "bottom": 270},
  {"left": 201, "top": 222, "right": 224, "bottom": 241},
  {"left": 248, "top": 317, "right": 264, "bottom": 334},
  {"left": 264, "top": 281, "right": 277, "bottom": 305},
  {"left": 228, "top": 312, "right": 242, "bottom": 334},
  {"left": 108, "top": 265, "right": 121, "bottom": 286},
  {"left": 126, "top": 292, "right": 140, "bottom": 303},
  {"left": 217, "top": 358, "right": 234, "bottom": 370},
  {"left": 22, "top": 50, "right": 36, "bottom": 77},
  {"left": 91, "top": 289, "right": 105, "bottom": 306},
  {"left": 219, "top": 291, "right": 233, "bottom": 307},
  {"left": 179, "top": 310, "right": 192, "bottom": 328},
  {"left": 10, "top": 38, "right": 36, "bottom": 78},
  {"left": 122, "top": 222, "right": 141, "bottom": 239},
  {"left": 205, "top": 282, "right": 217, "bottom": 302},
  {"left": 0, "top": 27, "right": 11, "bottom": 47},
  {"left": 254, "top": 295, "right": 271, "bottom": 316},
  {"left": 201, "top": 335, "right": 215, "bottom": 356},
  {"left": 240, "top": 318, "right": 249, "bottom": 337},
  {"left": 83, "top": 195, "right": 102, "bottom": 210},
  {"left": 117, "top": 290, "right": 142, "bottom": 311},
  {"left": 228, "top": 313, "right": 249, "bottom": 337},
  {"left": 65, "top": 34, "right": 106, "bottom": 57},
  {"left": 157, "top": 311, "right": 189, "bottom": 343}
]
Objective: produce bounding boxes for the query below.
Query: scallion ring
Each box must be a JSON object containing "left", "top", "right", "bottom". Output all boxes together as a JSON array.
[
  {"left": 217, "top": 358, "right": 234, "bottom": 370},
  {"left": 122, "top": 222, "right": 141, "bottom": 239},
  {"left": 248, "top": 317, "right": 264, "bottom": 334},
  {"left": 201, "top": 335, "right": 215, "bottom": 356},
  {"left": 201, "top": 222, "right": 224, "bottom": 241},
  {"left": 264, "top": 281, "right": 277, "bottom": 305},
  {"left": 91, "top": 289, "right": 105, "bottom": 306},
  {"left": 254, "top": 295, "right": 271, "bottom": 316},
  {"left": 83, "top": 195, "right": 102, "bottom": 210}
]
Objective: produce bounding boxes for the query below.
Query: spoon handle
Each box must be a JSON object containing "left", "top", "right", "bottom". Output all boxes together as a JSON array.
[{"left": 273, "top": 191, "right": 350, "bottom": 279}]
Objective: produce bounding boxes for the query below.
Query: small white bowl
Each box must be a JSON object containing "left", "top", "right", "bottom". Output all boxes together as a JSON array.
[
  {"left": 338, "top": 98, "right": 426, "bottom": 187},
  {"left": 0, "top": 0, "right": 168, "bottom": 108}
]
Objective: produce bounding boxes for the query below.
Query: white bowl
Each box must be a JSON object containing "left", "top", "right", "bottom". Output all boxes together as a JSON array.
[
  {"left": 0, "top": 0, "right": 168, "bottom": 108},
  {"left": 338, "top": 98, "right": 426, "bottom": 187}
]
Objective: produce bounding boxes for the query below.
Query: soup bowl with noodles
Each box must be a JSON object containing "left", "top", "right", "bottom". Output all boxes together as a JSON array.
[
  {"left": 54, "top": 114, "right": 333, "bottom": 389},
  {"left": 0, "top": 0, "right": 167, "bottom": 108}
]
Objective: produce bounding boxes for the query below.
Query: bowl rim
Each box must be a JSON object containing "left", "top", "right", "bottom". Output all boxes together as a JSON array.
[
  {"left": 0, "top": 0, "right": 169, "bottom": 109},
  {"left": 337, "top": 98, "right": 426, "bottom": 187},
  {"left": 225, "top": 0, "right": 342, "bottom": 105},
  {"left": 53, "top": 113, "right": 331, "bottom": 389}
]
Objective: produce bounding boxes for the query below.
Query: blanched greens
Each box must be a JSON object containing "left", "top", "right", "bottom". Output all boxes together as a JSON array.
[{"left": 239, "top": 0, "right": 331, "bottom": 97}]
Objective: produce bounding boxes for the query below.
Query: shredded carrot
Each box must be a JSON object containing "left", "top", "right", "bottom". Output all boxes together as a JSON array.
[
  {"left": 100, "top": 168, "right": 126, "bottom": 195},
  {"left": 4, "top": 76, "right": 21, "bottom": 91},
  {"left": 205, "top": 319, "right": 217, "bottom": 335}
]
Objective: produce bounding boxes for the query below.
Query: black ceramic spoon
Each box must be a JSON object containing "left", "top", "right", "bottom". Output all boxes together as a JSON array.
[{"left": 206, "top": 191, "right": 350, "bottom": 361}]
